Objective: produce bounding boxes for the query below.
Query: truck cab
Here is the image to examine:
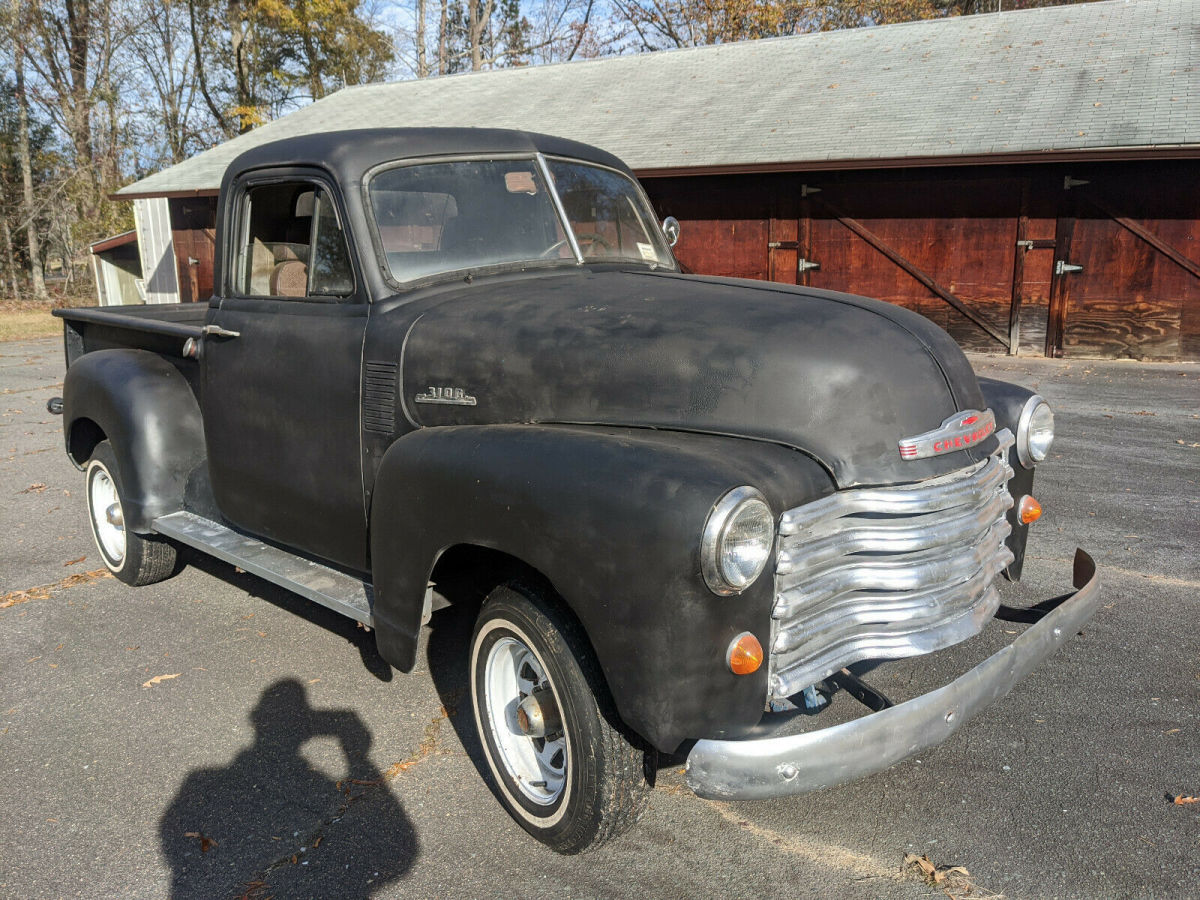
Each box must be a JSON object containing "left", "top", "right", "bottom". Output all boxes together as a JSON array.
[{"left": 53, "top": 128, "right": 1099, "bottom": 853}]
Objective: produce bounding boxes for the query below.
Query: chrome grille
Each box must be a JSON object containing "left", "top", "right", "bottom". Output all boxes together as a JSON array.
[{"left": 769, "top": 430, "right": 1016, "bottom": 701}]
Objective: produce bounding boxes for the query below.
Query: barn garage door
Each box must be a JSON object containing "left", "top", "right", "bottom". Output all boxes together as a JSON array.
[
  {"left": 1048, "top": 175, "right": 1200, "bottom": 360},
  {"left": 794, "top": 177, "right": 1018, "bottom": 353}
]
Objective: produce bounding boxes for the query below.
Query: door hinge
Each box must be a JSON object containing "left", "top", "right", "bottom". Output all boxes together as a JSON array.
[
  {"left": 801, "top": 184, "right": 822, "bottom": 198},
  {"left": 1055, "top": 260, "right": 1084, "bottom": 275},
  {"left": 1063, "top": 176, "right": 1090, "bottom": 190},
  {"left": 797, "top": 258, "right": 821, "bottom": 273}
]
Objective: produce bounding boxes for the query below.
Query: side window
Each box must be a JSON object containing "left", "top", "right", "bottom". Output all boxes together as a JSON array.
[{"left": 236, "top": 182, "right": 354, "bottom": 299}]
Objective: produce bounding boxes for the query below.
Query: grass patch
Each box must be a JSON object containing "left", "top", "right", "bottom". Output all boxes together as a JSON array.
[
  {"left": 1, "top": 292, "right": 94, "bottom": 342},
  {"left": 0, "top": 308, "right": 61, "bottom": 342}
]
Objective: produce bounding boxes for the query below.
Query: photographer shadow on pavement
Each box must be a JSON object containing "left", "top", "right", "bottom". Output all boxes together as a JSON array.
[{"left": 160, "top": 679, "right": 418, "bottom": 899}]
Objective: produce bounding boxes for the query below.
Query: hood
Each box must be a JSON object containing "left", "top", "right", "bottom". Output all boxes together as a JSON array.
[{"left": 399, "top": 269, "right": 994, "bottom": 488}]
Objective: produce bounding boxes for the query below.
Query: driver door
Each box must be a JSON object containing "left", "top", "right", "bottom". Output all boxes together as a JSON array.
[{"left": 202, "top": 169, "right": 370, "bottom": 572}]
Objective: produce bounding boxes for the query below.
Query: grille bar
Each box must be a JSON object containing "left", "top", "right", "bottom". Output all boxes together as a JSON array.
[{"left": 769, "top": 430, "right": 1016, "bottom": 701}]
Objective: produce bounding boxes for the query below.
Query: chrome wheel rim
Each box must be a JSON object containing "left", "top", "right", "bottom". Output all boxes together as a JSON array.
[
  {"left": 483, "top": 636, "right": 567, "bottom": 805},
  {"left": 90, "top": 467, "right": 125, "bottom": 565}
]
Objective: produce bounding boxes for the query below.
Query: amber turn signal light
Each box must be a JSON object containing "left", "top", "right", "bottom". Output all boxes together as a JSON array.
[
  {"left": 727, "top": 632, "right": 764, "bottom": 676},
  {"left": 1018, "top": 495, "right": 1042, "bottom": 525}
]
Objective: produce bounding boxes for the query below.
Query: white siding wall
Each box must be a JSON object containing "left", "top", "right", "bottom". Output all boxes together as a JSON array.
[{"left": 134, "top": 197, "right": 179, "bottom": 304}]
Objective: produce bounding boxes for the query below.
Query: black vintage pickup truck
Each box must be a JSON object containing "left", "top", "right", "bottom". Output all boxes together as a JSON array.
[{"left": 53, "top": 128, "right": 1100, "bottom": 853}]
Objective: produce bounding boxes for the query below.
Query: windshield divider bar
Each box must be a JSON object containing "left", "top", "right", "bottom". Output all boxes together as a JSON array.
[{"left": 537, "top": 153, "right": 583, "bottom": 265}]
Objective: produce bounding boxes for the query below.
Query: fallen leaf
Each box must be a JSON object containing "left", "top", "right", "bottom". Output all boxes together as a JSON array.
[
  {"left": 18, "top": 482, "right": 47, "bottom": 494},
  {"left": 142, "top": 673, "right": 181, "bottom": 689},
  {"left": 1174, "top": 795, "right": 1199, "bottom": 805},
  {"left": 904, "top": 853, "right": 981, "bottom": 895},
  {"left": 184, "top": 831, "right": 218, "bottom": 852},
  {"left": 62, "top": 556, "right": 86, "bottom": 567},
  {"left": 312, "top": 836, "right": 322, "bottom": 849}
]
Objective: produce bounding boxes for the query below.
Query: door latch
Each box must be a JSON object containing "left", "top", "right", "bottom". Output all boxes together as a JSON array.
[
  {"left": 202, "top": 324, "right": 241, "bottom": 338},
  {"left": 1055, "top": 261, "right": 1084, "bottom": 276}
]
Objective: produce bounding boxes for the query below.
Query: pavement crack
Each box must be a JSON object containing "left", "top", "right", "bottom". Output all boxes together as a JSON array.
[{"left": 246, "top": 705, "right": 453, "bottom": 888}]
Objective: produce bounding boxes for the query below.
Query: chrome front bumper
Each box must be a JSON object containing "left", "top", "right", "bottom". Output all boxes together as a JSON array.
[{"left": 686, "top": 550, "right": 1101, "bottom": 801}]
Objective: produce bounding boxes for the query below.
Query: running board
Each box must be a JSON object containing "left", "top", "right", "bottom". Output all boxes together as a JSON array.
[{"left": 152, "top": 511, "right": 373, "bottom": 626}]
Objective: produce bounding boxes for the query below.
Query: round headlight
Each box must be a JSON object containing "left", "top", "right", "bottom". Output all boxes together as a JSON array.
[
  {"left": 1017, "top": 396, "right": 1054, "bottom": 468},
  {"left": 701, "top": 487, "right": 774, "bottom": 595}
]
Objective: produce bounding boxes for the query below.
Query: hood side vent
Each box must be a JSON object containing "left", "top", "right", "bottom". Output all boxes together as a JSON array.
[{"left": 363, "top": 361, "right": 399, "bottom": 434}]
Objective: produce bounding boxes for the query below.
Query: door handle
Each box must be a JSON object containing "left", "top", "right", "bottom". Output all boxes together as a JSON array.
[{"left": 202, "top": 325, "right": 241, "bottom": 338}]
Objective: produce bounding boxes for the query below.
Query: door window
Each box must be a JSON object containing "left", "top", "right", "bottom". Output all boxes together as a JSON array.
[{"left": 236, "top": 182, "right": 354, "bottom": 299}]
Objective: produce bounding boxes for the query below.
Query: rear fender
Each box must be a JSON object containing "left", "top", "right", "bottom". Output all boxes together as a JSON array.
[
  {"left": 62, "top": 349, "right": 206, "bottom": 532},
  {"left": 369, "top": 423, "right": 833, "bottom": 752}
]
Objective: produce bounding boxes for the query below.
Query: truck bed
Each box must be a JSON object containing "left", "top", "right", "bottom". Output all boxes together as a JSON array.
[{"left": 53, "top": 303, "right": 208, "bottom": 367}]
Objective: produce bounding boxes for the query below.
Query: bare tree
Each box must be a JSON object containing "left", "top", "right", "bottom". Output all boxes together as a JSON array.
[{"left": 10, "top": 0, "right": 48, "bottom": 300}]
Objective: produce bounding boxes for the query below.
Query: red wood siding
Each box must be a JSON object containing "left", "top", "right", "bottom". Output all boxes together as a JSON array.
[{"left": 646, "top": 161, "right": 1200, "bottom": 361}]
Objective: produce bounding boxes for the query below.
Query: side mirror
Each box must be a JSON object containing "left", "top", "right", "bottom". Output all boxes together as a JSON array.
[{"left": 661, "top": 216, "right": 680, "bottom": 248}]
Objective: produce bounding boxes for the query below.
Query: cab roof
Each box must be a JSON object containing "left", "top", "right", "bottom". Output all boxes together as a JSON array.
[{"left": 221, "top": 128, "right": 632, "bottom": 190}]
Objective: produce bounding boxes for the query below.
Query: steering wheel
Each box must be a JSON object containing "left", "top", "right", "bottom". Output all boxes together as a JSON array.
[
  {"left": 575, "top": 233, "right": 611, "bottom": 256},
  {"left": 540, "top": 233, "right": 612, "bottom": 259}
]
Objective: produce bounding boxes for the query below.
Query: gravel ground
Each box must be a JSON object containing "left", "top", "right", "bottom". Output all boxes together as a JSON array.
[{"left": 2, "top": 337, "right": 1197, "bottom": 899}]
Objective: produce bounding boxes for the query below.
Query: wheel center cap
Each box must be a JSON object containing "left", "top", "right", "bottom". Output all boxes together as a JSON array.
[{"left": 516, "top": 688, "right": 560, "bottom": 738}]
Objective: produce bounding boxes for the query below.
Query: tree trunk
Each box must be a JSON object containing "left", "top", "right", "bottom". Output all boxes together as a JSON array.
[
  {"left": 468, "top": 0, "right": 494, "bottom": 71},
  {"left": 228, "top": 0, "right": 256, "bottom": 132},
  {"left": 13, "top": 15, "right": 49, "bottom": 301},
  {"left": 437, "top": 0, "right": 447, "bottom": 75},
  {"left": 416, "top": 0, "right": 428, "bottom": 77},
  {"left": 2, "top": 215, "right": 19, "bottom": 298},
  {"left": 189, "top": 0, "right": 234, "bottom": 137}
]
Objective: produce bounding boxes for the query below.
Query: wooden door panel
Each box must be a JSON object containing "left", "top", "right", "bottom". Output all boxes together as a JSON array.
[
  {"left": 169, "top": 198, "right": 217, "bottom": 303},
  {"left": 675, "top": 218, "right": 769, "bottom": 279},
  {"left": 805, "top": 178, "right": 1020, "bottom": 353},
  {"left": 1062, "top": 212, "right": 1199, "bottom": 359}
]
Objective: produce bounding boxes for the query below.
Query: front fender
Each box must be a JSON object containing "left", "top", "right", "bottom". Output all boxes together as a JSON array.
[
  {"left": 979, "top": 378, "right": 1039, "bottom": 580},
  {"left": 369, "top": 424, "right": 833, "bottom": 752},
  {"left": 62, "top": 349, "right": 206, "bottom": 532}
]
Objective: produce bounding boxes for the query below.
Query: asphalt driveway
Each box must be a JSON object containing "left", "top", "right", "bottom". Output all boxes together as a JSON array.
[{"left": 2, "top": 337, "right": 1197, "bottom": 899}]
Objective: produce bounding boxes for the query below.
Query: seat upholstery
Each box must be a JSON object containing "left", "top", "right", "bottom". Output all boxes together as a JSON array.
[{"left": 270, "top": 259, "right": 308, "bottom": 297}]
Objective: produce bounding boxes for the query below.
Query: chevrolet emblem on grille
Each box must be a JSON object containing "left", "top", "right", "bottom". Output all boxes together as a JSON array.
[{"left": 898, "top": 409, "right": 996, "bottom": 460}]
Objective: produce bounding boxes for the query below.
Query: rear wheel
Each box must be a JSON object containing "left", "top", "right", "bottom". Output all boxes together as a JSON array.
[
  {"left": 470, "top": 581, "right": 652, "bottom": 853},
  {"left": 85, "top": 440, "right": 176, "bottom": 586}
]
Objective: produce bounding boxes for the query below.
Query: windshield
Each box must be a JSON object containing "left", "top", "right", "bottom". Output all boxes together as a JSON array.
[
  {"left": 544, "top": 159, "right": 673, "bottom": 267},
  {"left": 368, "top": 156, "right": 674, "bottom": 285}
]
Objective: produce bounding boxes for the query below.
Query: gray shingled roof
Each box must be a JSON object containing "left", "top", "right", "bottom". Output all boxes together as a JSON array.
[{"left": 117, "top": 0, "right": 1197, "bottom": 197}]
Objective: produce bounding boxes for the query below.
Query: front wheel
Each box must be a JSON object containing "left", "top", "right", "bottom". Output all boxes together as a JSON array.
[
  {"left": 85, "top": 440, "right": 177, "bottom": 586},
  {"left": 470, "top": 582, "right": 652, "bottom": 853}
]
